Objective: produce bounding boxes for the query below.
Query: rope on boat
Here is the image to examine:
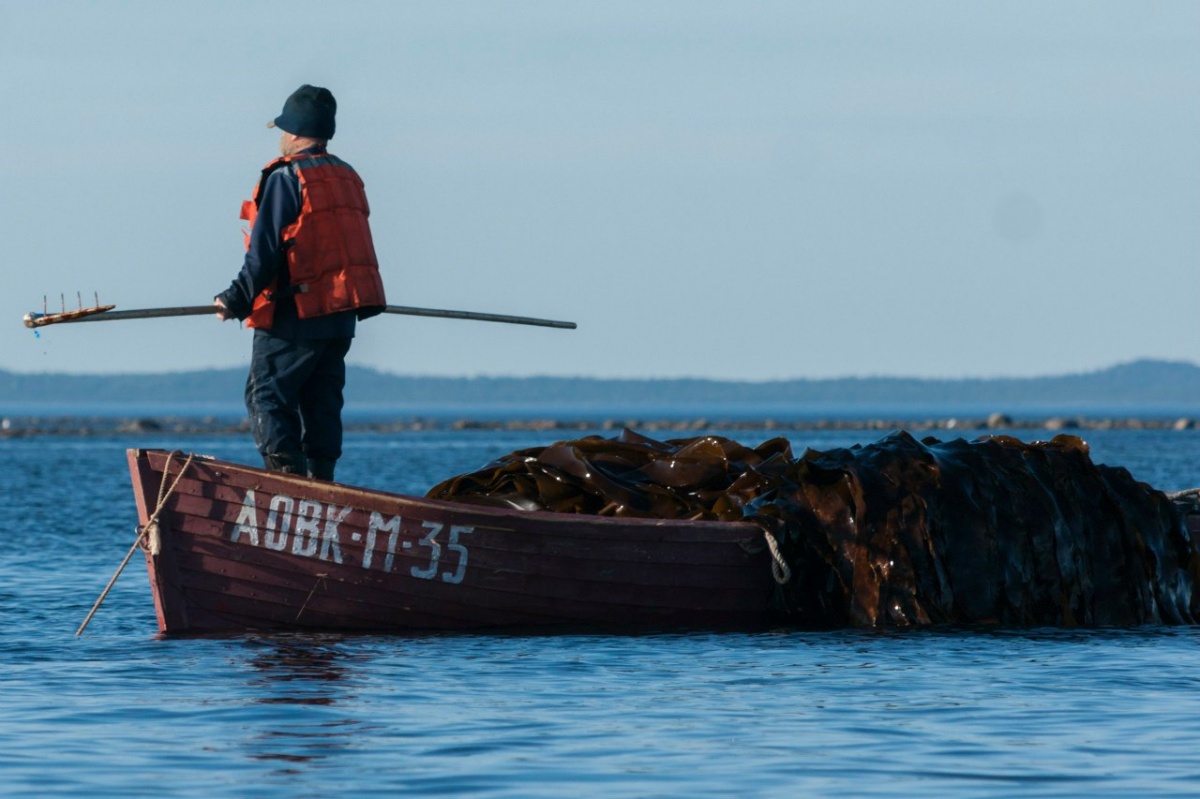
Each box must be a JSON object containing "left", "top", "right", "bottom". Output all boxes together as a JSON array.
[
  {"left": 295, "top": 573, "right": 329, "bottom": 622},
  {"left": 763, "top": 528, "right": 792, "bottom": 585},
  {"left": 75, "top": 451, "right": 195, "bottom": 637}
]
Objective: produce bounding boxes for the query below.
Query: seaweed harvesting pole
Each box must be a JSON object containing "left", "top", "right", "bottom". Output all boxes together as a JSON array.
[{"left": 23, "top": 298, "right": 577, "bottom": 330}]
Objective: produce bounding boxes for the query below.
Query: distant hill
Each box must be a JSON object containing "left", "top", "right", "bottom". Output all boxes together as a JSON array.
[{"left": 3, "top": 359, "right": 1200, "bottom": 415}]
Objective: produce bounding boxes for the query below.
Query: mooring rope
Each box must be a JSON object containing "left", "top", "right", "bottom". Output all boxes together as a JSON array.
[
  {"left": 75, "top": 451, "right": 195, "bottom": 637},
  {"left": 763, "top": 527, "right": 792, "bottom": 585}
]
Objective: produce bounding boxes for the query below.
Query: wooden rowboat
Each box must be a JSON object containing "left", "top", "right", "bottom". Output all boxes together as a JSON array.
[{"left": 128, "top": 449, "right": 779, "bottom": 635}]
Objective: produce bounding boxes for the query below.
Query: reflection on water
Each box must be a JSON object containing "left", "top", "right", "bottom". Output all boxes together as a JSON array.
[
  {"left": 247, "top": 634, "right": 354, "bottom": 703},
  {"left": 241, "top": 635, "right": 367, "bottom": 770}
]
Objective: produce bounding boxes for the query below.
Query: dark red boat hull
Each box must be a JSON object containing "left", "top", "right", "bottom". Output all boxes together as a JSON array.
[{"left": 128, "top": 449, "right": 777, "bottom": 634}]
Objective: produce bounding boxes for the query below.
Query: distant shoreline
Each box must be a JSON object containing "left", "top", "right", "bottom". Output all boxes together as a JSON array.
[
  {"left": 5, "top": 359, "right": 1200, "bottom": 412},
  {"left": 3, "top": 412, "right": 1198, "bottom": 438}
]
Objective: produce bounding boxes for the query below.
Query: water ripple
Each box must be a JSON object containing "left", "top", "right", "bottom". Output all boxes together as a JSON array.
[{"left": 6, "top": 433, "right": 1200, "bottom": 796}]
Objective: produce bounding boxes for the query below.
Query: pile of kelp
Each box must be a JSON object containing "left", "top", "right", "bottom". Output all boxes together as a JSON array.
[{"left": 427, "top": 429, "right": 1200, "bottom": 628}]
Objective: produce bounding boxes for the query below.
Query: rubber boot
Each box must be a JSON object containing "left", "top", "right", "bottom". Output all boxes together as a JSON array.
[
  {"left": 263, "top": 452, "right": 307, "bottom": 475},
  {"left": 307, "top": 457, "right": 337, "bottom": 481}
]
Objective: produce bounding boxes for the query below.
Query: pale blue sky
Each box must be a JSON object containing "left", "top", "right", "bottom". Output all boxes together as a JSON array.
[{"left": 3, "top": 1, "right": 1198, "bottom": 379}]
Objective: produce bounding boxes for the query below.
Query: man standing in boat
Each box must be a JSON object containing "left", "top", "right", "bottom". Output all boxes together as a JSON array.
[{"left": 214, "top": 84, "right": 386, "bottom": 481}]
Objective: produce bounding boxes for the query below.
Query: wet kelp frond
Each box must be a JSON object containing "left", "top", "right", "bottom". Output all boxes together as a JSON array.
[{"left": 427, "top": 429, "right": 1200, "bottom": 628}]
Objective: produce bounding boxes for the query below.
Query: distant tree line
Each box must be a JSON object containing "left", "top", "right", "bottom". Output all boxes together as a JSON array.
[{"left": 2, "top": 359, "right": 1199, "bottom": 409}]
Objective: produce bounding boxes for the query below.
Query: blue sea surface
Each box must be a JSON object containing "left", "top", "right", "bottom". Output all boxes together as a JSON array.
[{"left": 3, "top": 424, "right": 1200, "bottom": 797}]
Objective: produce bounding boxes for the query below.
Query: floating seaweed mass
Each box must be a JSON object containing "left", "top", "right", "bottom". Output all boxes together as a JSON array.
[{"left": 427, "top": 429, "right": 1200, "bottom": 628}]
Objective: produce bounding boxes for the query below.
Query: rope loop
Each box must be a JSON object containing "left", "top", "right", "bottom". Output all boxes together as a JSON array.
[
  {"left": 76, "top": 451, "right": 195, "bottom": 636},
  {"left": 137, "top": 451, "right": 194, "bottom": 554},
  {"left": 763, "top": 527, "right": 792, "bottom": 585}
]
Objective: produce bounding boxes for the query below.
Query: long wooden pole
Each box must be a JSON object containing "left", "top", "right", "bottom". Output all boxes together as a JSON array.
[{"left": 24, "top": 304, "right": 576, "bottom": 330}]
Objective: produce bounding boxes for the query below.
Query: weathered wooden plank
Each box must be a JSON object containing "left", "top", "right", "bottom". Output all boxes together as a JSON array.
[
  {"left": 163, "top": 489, "right": 769, "bottom": 571},
  {"left": 167, "top": 512, "right": 769, "bottom": 588}
]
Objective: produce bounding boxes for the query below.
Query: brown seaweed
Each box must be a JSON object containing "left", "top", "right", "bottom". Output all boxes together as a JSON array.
[{"left": 426, "top": 429, "right": 1200, "bottom": 628}]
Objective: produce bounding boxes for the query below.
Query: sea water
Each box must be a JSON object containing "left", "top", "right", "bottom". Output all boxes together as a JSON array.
[{"left": 3, "top": 425, "right": 1200, "bottom": 798}]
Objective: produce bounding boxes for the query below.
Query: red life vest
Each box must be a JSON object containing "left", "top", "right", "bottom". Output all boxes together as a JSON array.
[{"left": 240, "top": 152, "right": 386, "bottom": 329}]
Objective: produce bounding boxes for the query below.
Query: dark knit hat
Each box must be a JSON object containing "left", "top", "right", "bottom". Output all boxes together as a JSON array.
[{"left": 267, "top": 84, "right": 336, "bottom": 139}]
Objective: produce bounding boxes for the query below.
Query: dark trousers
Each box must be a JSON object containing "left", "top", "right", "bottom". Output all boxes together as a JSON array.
[{"left": 245, "top": 332, "right": 352, "bottom": 462}]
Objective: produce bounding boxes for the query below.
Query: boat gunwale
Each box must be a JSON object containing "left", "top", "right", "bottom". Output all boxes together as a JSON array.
[{"left": 129, "top": 447, "right": 764, "bottom": 534}]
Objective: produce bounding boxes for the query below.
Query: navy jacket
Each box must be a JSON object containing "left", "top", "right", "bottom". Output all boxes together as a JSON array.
[{"left": 217, "top": 146, "right": 356, "bottom": 340}]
